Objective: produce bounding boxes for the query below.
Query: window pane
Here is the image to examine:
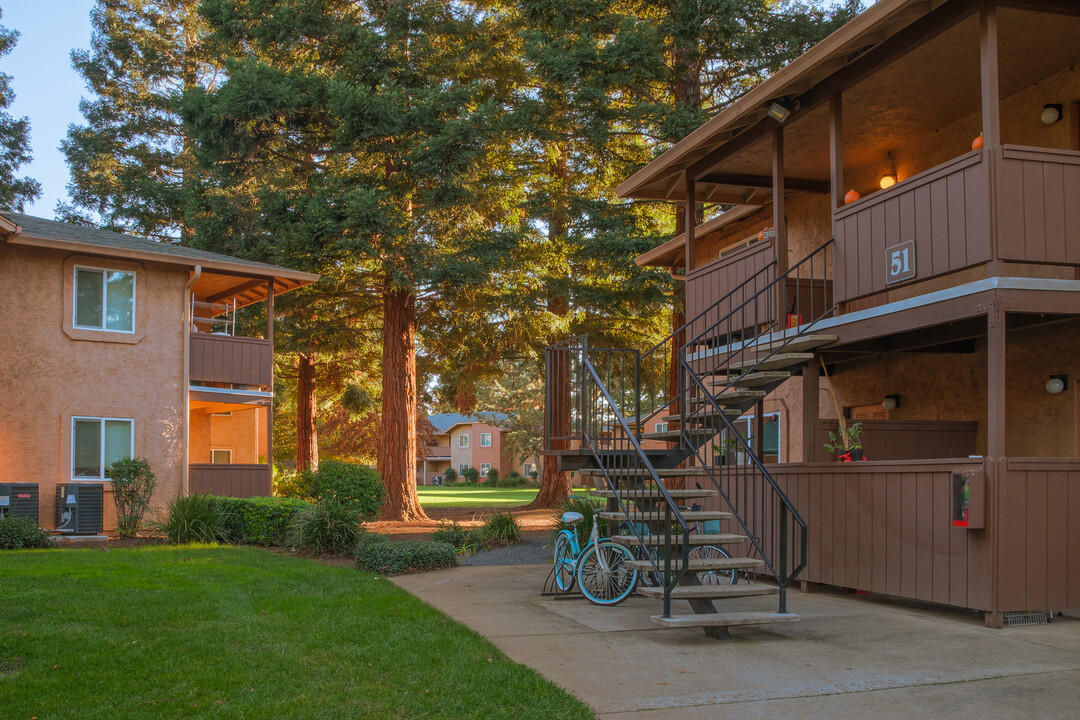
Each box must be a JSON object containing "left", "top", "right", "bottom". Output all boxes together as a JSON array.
[
  {"left": 211, "top": 449, "right": 231, "bottom": 464},
  {"left": 103, "top": 420, "right": 133, "bottom": 472},
  {"left": 75, "top": 269, "right": 103, "bottom": 328},
  {"left": 73, "top": 420, "right": 101, "bottom": 477},
  {"left": 763, "top": 417, "right": 779, "bottom": 455},
  {"left": 105, "top": 271, "right": 134, "bottom": 331}
]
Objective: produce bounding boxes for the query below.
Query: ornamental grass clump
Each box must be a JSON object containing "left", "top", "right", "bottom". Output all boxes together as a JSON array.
[
  {"left": 286, "top": 498, "right": 363, "bottom": 555},
  {"left": 430, "top": 520, "right": 482, "bottom": 554},
  {"left": 552, "top": 496, "right": 607, "bottom": 542},
  {"left": 152, "top": 493, "right": 232, "bottom": 544},
  {"left": 108, "top": 456, "right": 157, "bottom": 538},
  {"left": 479, "top": 512, "right": 522, "bottom": 545}
]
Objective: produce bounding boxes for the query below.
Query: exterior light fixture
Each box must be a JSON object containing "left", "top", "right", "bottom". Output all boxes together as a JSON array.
[
  {"left": 767, "top": 101, "right": 791, "bottom": 124},
  {"left": 1046, "top": 375, "right": 1068, "bottom": 394},
  {"left": 879, "top": 174, "right": 896, "bottom": 189},
  {"left": 1041, "top": 103, "right": 1063, "bottom": 125},
  {"left": 882, "top": 394, "right": 900, "bottom": 411}
]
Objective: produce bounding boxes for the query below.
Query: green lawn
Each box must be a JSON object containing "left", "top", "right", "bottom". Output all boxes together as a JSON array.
[
  {"left": 416, "top": 486, "right": 591, "bottom": 508},
  {"left": 0, "top": 546, "right": 592, "bottom": 719}
]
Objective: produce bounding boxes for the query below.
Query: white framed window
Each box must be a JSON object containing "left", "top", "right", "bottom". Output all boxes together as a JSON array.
[
  {"left": 72, "top": 417, "right": 133, "bottom": 480},
  {"left": 458, "top": 433, "right": 470, "bottom": 448},
  {"left": 655, "top": 422, "right": 668, "bottom": 433},
  {"left": 211, "top": 449, "right": 233, "bottom": 464},
  {"left": 480, "top": 462, "right": 492, "bottom": 475},
  {"left": 720, "top": 412, "right": 782, "bottom": 464},
  {"left": 459, "top": 463, "right": 470, "bottom": 473},
  {"left": 74, "top": 266, "right": 136, "bottom": 333},
  {"left": 523, "top": 462, "right": 536, "bottom": 476},
  {"left": 480, "top": 432, "right": 492, "bottom": 447}
]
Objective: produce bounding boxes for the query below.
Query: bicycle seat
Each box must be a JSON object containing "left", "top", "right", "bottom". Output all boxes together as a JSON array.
[{"left": 561, "top": 511, "right": 584, "bottom": 525}]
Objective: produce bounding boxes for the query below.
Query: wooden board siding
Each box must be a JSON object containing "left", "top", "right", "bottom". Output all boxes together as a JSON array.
[
  {"left": 685, "top": 239, "right": 774, "bottom": 342},
  {"left": 189, "top": 464, "right": 272, "bottom": 497},
  {"left": 190, "top": 333, "right": 272, "bottom": 387},
  {"left": 833, "top": 150, "right": 991, "bottom": 303},
  {"left": 997, "top": 458, "right": 1080, "bottom": 612},
  {"left": 996, "top": 145, "right": 1080, "bottom": 265},
  {"left": 813, "top": 420, "right": 978, "bottom": 462},
  {"left": 754, "top": 460, "right": 994, "bottom": 610}
]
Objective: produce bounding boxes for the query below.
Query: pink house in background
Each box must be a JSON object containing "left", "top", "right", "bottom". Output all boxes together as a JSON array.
[{"left": 416, "top": 413, "right": 541, "bottom": 485}]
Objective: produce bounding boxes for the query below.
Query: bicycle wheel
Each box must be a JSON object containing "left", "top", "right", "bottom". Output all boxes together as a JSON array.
[
  {"left": 576, "top": 541, "right": 638, "bottom": 606},
  {"left": 688, "top": 544, "right": 737, "bottom": 585},
  {"left": 634, "top": 544, "right": 663, "bottom": 587},
  {"left": 553, "top": 533, "right": 577, "bottom": 592}
]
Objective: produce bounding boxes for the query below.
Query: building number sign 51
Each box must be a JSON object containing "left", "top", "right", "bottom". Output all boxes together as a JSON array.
[{"left": 886, "top": 239, "right": 916, "bottom": 285}]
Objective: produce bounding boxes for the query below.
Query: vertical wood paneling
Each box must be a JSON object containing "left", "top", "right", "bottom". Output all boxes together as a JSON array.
[
  {"left": 858, "top": 475, "right": 873, "bottom": 591},
  {"left": 845, "top": 475, "right": 859, "bottom": 587},
  {"left": 899, "top": 473, "right": 917, "bottom": 599},
  {"left": 945, "top": 171, "right": 968, "bottom": 269},
  {"left": 916, "top": 473, "right": 934, "bottom": 601},
  {"left": 685, "top": 240, "right": 774, "bottom": 340},
  {"left": 997, "top": 462, "right": 1027, "bottom": 611},
  {"left": 1066, "top": 165, "right": 1080, "bottom": 265},
  {"left": 886, "top": 472, "right": 902, "bottom": 597},
  {"left": 1044, "top": 471, "right": 1067, "bottom": 608},
  {"left": 1024, "top": 470, "right": 1047, "bottom": 611},
  {"left": 188, "top": 464, "right": 271, "bottom": 497},
  {"left": 997, "top": 146, "right": 1080, "bottom": 264},
  {"left": 189, "top": 334, "right": 273, "bottom": 387},
  {"left": 931, "top": 477, "right": 951, "bottom": 604},
  {"left": 872, "top": 472, "right": 887, "bottom": 593}
]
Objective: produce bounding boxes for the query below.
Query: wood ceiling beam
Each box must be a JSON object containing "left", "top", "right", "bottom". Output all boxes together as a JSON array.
[
  {"left": 687, "top": 0, "right": 980, "bottom": 181},
  {"left": 699, "top": 173, "right": 830, "bottom": 193},
  {"left": 998, "top": 0, "right": 1080, "bottom": 18},
  {"left": 207, "top": 278, "right": 269, "bottom": 303}
]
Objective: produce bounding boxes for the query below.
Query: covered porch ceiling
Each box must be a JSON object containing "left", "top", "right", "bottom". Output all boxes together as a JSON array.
[
  {"left": 190, "top": 271, "right": 304, "bottom": 311},
  {"left": 618, "top": 0, "right": 1080, "bottom": 203}
]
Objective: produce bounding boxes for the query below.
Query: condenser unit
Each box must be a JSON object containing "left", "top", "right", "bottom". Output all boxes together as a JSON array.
[
  {"left": 0, "top": 483, "right": 39, "bottom": 521},
  {"left": 55, "top": 484, "right": 104, "bottom": 534}
]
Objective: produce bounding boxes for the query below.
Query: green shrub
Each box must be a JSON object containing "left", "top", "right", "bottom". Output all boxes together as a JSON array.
[
  {"left": 430, "top": 520, "right": 481, "bottom": 554},
  {"left": 305, "top": 461, "right": 384, "bottom": 519},
  {"left": 0, "top": 516, "right": 53, "bottom": 550},
  {"left": 484, "top": 468, "right": 499, "bottom": 487},
  {"left": 442, "top": 467, "right": 457, "bottom": 484},
  {"left": 461, "top": 467, "right": 479, "bottom": 484},
  {"left": 353, "top": 534, "right": 457, "bottom": 575},
  {"left": 218, "top": 496, "right": 309, "bottom": 546},
  {"left": 479, "top": 512, "right": 522, "bottom": 545},
  {"left": 552, "top": 496, "right": 607, "bottom": 542},
  {"left": 151, "top": 493, "right": 232, "bottom": 544},
  {"left": 496, "top": 475, "right": 529, "bottom": 488},
  {"left": 273, "top": 466, "right": 310, "bottom": 499},
  {"left": 287, "top": 498, "right": 364, "bottom": 554},
  {"left": 108, "top": 456, "right": 157, "bottom": 539}
]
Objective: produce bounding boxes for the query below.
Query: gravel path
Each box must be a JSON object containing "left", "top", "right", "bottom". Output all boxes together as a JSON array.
[{"left": 460, "top": 534, "right": 554, "bottom": 566}]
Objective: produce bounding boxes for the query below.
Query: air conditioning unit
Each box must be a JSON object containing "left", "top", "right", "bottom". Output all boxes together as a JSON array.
[
  {"left": 55, "top": 483, "right": 104, "bottom": 535},
  {"left": 0, "top": 483, "right": 39, "bottom": 521}
]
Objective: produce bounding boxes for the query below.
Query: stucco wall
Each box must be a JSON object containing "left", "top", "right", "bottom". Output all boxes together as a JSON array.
[
  {"left": 0, "top": 244, "right": 187, "bottom": 530},
  {"left": 188, "top": 406, "right": 267, "bottom": 464}
]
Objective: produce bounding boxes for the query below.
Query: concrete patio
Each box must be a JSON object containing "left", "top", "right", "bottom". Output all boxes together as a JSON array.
[{"left": 393, "top": 562, "right": 1080, "bottom": 719}]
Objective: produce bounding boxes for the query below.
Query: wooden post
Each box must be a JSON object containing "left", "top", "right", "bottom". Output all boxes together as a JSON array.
[
  {"left": 773, "top": 126, "right": 787, "bottom": 327},
  {"left": 829, "top": 93, "right": 844, "bottom": 212},
  {"left": 684, "top": 171, "right": 696, "bottom": 274},
  {"left": 986, "top": 300, "right": 1006, "bottom": 627},
  {"left": 802, "top": 361, "right": 820, "bottom": 463},
  {"left": 755, "top": 401, "right": 765, "bottom": 460},
  {"left": 980, "top": 0, "right": 1002, "bottom": 274},
  {"left": 266, "top": 279, "right": 274, "bottom": 493}
]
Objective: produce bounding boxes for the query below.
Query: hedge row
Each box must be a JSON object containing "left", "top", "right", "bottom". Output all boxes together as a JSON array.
[{"left": 353, "top": 533, "right": 457, "bottom": 576}]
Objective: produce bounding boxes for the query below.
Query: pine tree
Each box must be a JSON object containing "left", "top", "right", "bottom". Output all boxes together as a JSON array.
[
  {"left": 187, "top": 0, "right": 529, "bottom": 520},
  {"left": 59, "top": 0, "right": 216, "bottom": 240},
  {"left": 0, "top": 11, "right": 41, "bottom": 211}
]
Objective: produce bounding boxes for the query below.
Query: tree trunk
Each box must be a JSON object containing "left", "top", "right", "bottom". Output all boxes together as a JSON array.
[
  {"left": 379, "top": 280, "right": 428, "bottom": 521},
  {"left": 296, "top": 353, "right": 318, "bottom": 473}
]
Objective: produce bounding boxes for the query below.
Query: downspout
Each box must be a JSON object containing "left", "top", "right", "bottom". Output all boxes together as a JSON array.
[{"left": 183, "top": 265, "right": 202, "bottom": 495}]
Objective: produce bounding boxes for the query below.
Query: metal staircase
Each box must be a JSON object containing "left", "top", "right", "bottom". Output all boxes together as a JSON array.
[{"left": 544, "top": 239, "right": 837, "bottom": 636}]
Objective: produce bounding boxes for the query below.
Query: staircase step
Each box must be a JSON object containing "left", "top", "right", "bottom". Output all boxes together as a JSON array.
[
  {"left": 578, "top": 467, "right": 710, "bottom": 478},
  {"left": 598, "top": 510, "right": 732, "bottom": 523},
  {"left": 611, "top": 533, "right": 746, "bottom": 547},
  {"left": 589, "top": 488, "right": 718, "bottom": 500},
  {"left": 651, "top": 611, "right": 799, "bottom": 629},
  {"left": 722, "top": 352, "right": 814, "bottom": 374},
  {"left": 664, "top": 391, "right": 765, "bottom": 417},
  {"left": 749, "top": 334, "right": 836, "bottom": 353},
  {"left": 705, "top": 370, "right": 791, "bottom": 388},
  {"left": 637, "top": 583, "right": 778, "bottom": 600},
  {"left": 641, "top": 427, "right": 720, "bottom": 441},
  {"left": 626, "top": 556, "right": 764, "bottom": 573}
]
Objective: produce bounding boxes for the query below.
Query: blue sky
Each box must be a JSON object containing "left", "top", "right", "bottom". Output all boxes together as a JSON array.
[{"left": 2, "top": 1, "right": 95, "bottom": 217}]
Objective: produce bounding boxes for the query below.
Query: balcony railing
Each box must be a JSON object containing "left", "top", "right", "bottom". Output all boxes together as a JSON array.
[
  {"left": 189, "top": 333, "right": 272, "bottom": 388},
  {"left": 189, "top": 463, "right": 271, "bottom": 497},
  {"left": 996, "top": 145, "right": 1080, "bottom": 264}
]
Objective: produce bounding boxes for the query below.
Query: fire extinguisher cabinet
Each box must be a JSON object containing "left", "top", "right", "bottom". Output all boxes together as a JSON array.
[{"left": 952, "top": 467, "right": 985, "bottom": 529}]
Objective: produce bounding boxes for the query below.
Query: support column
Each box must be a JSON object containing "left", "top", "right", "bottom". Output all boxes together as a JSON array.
[
  {"left": 829, "top": 93, "right": 844, "bottom": 213},
  {"left": 980, "top": 0, "right": 1002, "bottom": 274},
  {"left": 772, "top": 126, "right": 787, "bottom": 327},
  {"left": 986, "top": 301, "right": 1006, "bottom": 628},
  {"left": 266, "top": 279, "right": 275, "bottom": 493},
  {"left": 802, "top": 361, "right": 820, "bottom": 463},
  {"left": 684, "top": 171, "right": 696, "bottom": 274}
]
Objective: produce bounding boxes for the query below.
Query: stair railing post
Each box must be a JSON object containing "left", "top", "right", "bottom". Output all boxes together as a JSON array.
[
  {"left": 663, "top": 502, "right": 672, "bottom": 618},
  {"left": 580, "top": 336, "right": 590, "bottom": 439},
  {"left": 779, "top": 508, "right": 789, "bottom": 613},
  {"left": 634, "top": 349, "right": 642, "bottom": 442}
]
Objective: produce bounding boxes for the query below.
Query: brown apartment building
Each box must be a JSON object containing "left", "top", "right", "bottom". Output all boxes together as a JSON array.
[
  {"left": 0, "top": 213, "right": 317, "bottom": 532},
  {"left": 417, "top": 413, "right": 541, "bottom": 485},
  {"left": 547, "top": 0, "right": 1080, "bottom": 627}
]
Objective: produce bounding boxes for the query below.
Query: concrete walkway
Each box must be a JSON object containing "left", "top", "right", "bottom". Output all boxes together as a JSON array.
[{"left": 393, "top": 563, "right": 1080, "bottom": 719}]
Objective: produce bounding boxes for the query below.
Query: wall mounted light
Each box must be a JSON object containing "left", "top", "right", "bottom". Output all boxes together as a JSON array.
[
  {"left": 1046, "top": 374, "right": 1069, "bottom": 394},
  {"left": 882, "top": 394, "right": 900, "bottom": 411},
  {"left": 767, "top": 101, "right": 791, "bottom": 124},
  {"left": 879, "top": 174, "right": 896, "bottom": 189},
  {"left": 1041, "top": 103, "right": 1063, "bottom": 125}
]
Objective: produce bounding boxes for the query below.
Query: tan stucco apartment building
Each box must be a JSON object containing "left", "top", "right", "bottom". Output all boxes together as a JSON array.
[
  {"left": 0, "top": 212, "right": 317, "bottom": 532},
  {"left": 417, "top": 413, "right": 541, "bottom": 485}
]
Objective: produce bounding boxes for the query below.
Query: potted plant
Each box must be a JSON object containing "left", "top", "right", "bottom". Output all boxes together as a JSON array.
[
  {"left": 712, "top": 434, "right": 749, "bottom": 466},
  {"left": 824, "top": 422, "right": 864, "bottom": 462}
]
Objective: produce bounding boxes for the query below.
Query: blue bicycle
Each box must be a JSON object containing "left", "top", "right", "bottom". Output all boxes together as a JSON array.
[{"left": 553, "top": 511, "right": 639, "bottom": 605}]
